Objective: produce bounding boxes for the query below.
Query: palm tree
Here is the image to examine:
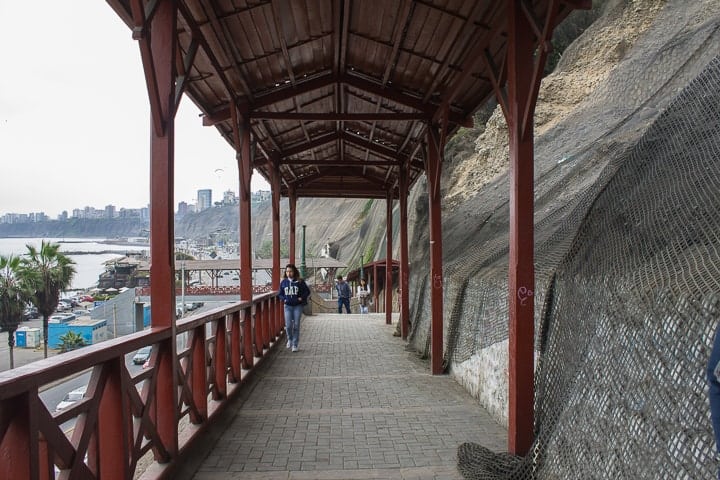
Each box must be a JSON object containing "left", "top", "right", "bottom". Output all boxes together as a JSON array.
[
  {"left": 0, "top": 255, "right": 33, "bottom": 369},
  {"left": 23, "top": 241, "right": 76, "bottom": 359}
]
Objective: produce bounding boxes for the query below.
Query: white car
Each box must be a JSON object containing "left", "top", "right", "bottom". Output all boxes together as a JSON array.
[
  {"left": 132, "top": 346, "right": 152, "bottom": 365},
  {"left": 55, "top": 385, "right": 87, "bottom": 412}
]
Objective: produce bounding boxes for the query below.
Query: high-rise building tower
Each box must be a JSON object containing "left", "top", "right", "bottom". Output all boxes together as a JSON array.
[{"left": 197, "top": 189, "right": 212, "bottom": 211}]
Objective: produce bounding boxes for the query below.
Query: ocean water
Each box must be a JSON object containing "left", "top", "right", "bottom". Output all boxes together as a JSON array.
[{"left": 0, "top": 237, "right": 148, "bottom": 291}]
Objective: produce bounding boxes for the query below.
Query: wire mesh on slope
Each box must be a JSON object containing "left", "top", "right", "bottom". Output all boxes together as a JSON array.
[{"left": 454, "top": 50, "right": 720, "bottom": 479}]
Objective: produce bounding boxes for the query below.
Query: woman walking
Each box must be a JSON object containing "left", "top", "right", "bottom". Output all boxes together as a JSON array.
[
  {"left": 278, "top": 264, "right": 310, "bottom": 352},
  {"left": 356, "top": 278, "right": 370, "bottom": 314}
]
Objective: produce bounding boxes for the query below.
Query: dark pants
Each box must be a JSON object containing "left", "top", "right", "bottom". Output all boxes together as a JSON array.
[
  {"left": 708, "top": 324, "right": 720, "bottom": 478},
  {"left": 337, "top": 297, "right": 350, "bottom": 313}
]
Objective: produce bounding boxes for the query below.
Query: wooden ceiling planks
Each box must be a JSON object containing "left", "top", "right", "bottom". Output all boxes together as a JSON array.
[{"left": 106, "top": 0, "right": 582, "bottom": 198}]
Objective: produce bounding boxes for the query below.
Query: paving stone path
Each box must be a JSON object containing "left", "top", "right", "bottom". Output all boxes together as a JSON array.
[{"left": 179, "top": 313, "right": 507, "bottom": 480}]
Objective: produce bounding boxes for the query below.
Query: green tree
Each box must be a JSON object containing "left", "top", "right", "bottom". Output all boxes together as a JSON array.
[
  {"left": 256, "top": 239, "right": 289, "bottom": 259},
  {"left": 58, "top": 331, "right": 86, "bottom": 353},
  {"left": 0, "top": 255, "right": 33, "bottom": 369},
  {"left": 23, "top": 241, "right": 76, "bottom": 359}
]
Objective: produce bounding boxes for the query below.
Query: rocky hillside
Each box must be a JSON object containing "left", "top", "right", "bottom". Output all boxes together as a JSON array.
[{"left": 0, "top": 218, "right": 148, "bottom": 239}]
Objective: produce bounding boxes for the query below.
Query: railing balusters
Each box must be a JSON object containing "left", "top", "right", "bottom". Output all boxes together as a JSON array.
[
  {"left": 0, "top": 292, "right": 278, "bottom": 479},
  {"left": 242, "top": 307, "right": 254, "bottom": 369},
  {"left": 255, "top": 303, "right": 264, "bottom": 359},
  {"left": 0, "top": 393, "right": 33, "bottom": 479},
  {"left": 214, "top": 316, "right": 227, "bottom": 399},
  {"left": 96, "top": 358, "right": 129, "bottom": 480},
  {"left": 190, "top": 326, "right": 208, "bottom": 422},
  {"left": 230, "top": 311, "right": 242, "bottom": 382}
]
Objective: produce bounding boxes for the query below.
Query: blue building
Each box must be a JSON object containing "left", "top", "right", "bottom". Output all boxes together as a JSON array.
[{"left": 48, "top": 316, "right": 108, "bottom": 349}]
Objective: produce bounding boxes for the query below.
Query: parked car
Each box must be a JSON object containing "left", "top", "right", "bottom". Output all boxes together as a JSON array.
[
  {"left": 23, "top": 306, "right": 38, "bottom": 320},
  {"left": 132, "top": 346, "right": 152, "bottom": 365},
  {"left": 56, "top": 300, "right": 72, "bottom": 312},
  {"left": 55, "top": 385, "right": 87, "bottom": 412}
]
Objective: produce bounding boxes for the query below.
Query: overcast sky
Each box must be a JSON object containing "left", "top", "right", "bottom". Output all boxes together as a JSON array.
[{"left": 0, "top": 1, "right": 269, "bottom": 219}]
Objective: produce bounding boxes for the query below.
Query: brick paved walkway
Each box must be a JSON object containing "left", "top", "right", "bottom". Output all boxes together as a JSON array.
[{"left": 178, "top": 313, "right": 507, "bottom": 480}]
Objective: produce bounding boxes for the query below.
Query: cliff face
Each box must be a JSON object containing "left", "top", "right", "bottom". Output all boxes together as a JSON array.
[
  {"left": 175, "top": 197, "right": 388, "bottom": 273},
  {"left": 0, "top": 218, "right": 148, "bottom": 238}
]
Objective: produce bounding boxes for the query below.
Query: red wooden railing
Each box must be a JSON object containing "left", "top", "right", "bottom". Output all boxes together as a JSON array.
[
  {"left": 0, "top": 292, "right": 283, "bottom": 480},
  {"left": 135, "top": 285, "right": 275, "bottom": 296}
]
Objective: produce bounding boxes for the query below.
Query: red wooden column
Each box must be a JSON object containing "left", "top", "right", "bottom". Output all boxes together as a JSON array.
[
  {"left": 385, "top": 193, "right": 394, "bottom": 324},
  {"left": 288, "top": 188, "right": 297, "bottom": 264},
  {"left": 232, "top": 107, "right": 253, "bottom": 303},
  {"left": 504, "top": 0, "right": 564, "bottom": 455},
  {"left": 399, "top": 169, "right": 410, "bottom": 338},
  {"left": 231, "top": 106, "right": 255, "bottom": 366},
  {"left": 270, "top": 156, "right": 283, "bottom": 335},
  {"left": 0, "top": 394, "right": 37, "bottom": 479},
  {"left": 426, "top": 125, "right": 444, "bottom": 375},
  {"left": 134, "top": 0, "right": 179, "bottom": 458},
  {"left": 95, "top": 359, "right": 129, "bottom": 479}
]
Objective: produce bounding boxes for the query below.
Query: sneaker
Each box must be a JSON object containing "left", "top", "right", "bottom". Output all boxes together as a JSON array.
[
  {"left": 291, "top": 346, "right": 298, "bottom": 352},
  {"left": 286, "top": 341, "right": 291, "bottom": 349}
]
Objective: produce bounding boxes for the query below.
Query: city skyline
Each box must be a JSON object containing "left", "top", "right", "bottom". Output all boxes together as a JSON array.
[
  {"left": 0, "top": 186, "right": 271, "bottom": 222},
  {"left": 0, "top": 1, "right": 269, "bottom": 220}
]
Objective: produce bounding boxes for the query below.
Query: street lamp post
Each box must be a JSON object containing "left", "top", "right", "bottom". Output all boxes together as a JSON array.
[
  {"left": 300, "top": 224, "right": 307, "bottom": 278},
  {"left": 360, "top": 253, "right": 364, "bottom": 280},
  {"left": 180, "top": 259, "right": 185, "bottom": 318}
]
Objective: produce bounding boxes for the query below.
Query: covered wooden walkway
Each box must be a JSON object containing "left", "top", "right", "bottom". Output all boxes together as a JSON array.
[{"left": 168, "top": 313, "right": 506, "bottom": 480}]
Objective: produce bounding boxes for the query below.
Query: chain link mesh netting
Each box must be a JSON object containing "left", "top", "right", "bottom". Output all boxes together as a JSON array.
[{"left": 405, "top": 3, "right": 720, "bottom": 479}]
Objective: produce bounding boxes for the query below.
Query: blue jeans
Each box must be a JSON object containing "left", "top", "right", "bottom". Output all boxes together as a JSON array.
[
  {"left": 338, "top": 297, "right": 350, "bottom": 313},
  {"left": 708, "top": 324, "right": 720, "bottom": 478},
  {"left": 284, "top": 304, "right": 303, "bottom": 348}
]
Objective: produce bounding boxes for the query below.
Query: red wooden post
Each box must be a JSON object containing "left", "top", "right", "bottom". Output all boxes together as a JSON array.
[
  {"left": 254, "top": 303, "right": 264, "bottom": 358},
  {"left": 262, "top": 299, "right": 271, "bottom": 348},
  {"left": 426, "top": 125, "right": 444, "bottom": 375},
  {"left": 271, "top": 156, "right": 282, "bottom": 335},
  {"left": 232, "top": 107, "right": 253, "bottom": 303},
  {"left": 96, "top": 359, "right": 129, "bottom": 479},
  {"left": 0, "top": 394, "right": 35, "bottom": 479},
  {"left": 191, "top": 325, "right": 208, "bottom": 420},
  {"left": 230, "top": 311, "right": 242, "bottom": 382},
  {"left": 139, "top": 0, "right": 179, "bottom": 457},
  {"left": 288, "top": 188, "right": 297, "bottom": 264},
  {"left": 214, "top": 316, "right": 227, "bottom": 399},
  {"left": 242, "top": 307, "right": 254, "bottom": 369},
  {"left": 506, "top": 0, "right": 538, "bottom": 455},
  {"left": 385, "top": 193, "right": 394, "bottom": 324},
  {"left": 276, "top": 298, "right": 283, "bottom": 337},
  {"left": 399, "top": 169, "right": 410, "bottom": 339}
]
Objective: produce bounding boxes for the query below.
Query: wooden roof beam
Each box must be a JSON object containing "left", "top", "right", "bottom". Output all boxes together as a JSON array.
[
  {"left": 340, "top": 131, "right": 407, "bottom": 162},
  {"left": 343, "top": 74, "right": 471, "bottom": 126},
  {"left": 250, "top": 112, "right": 429, "bottom": 122},
  {"left": 270, "top": 0, "right": 297, "bottom": 84},
  {"left": 562, "top": 0, "right": 592, "bottom": 9},
  {"left": 203, "top": 0, "right": 254, "bottom": 101},
  {"left": 289, "top": 186, "right": 394, "bottom": 199},
  {"left": 202, "top": 73, "right": 336, "bottom": 126},
  {"left": 422, "top": 1, "right": 489, "bottom": 104},
  {"left": 381, "top": 0, "right": 414, "bottom": 86},
  {"left": 432, "top": 19, "right": 504, "bottom": 126},
  {"left": 281, "top": 159, "right": 398, "bottom": 167},
  {"left": 282, "top": 132, "right": 339, "bottom": 157},
  {"left": 293, "top": 167, "right": 390, "bottom": 188},
  {"left": 177, "top": 3, "right": 246, "bottom": 103},
  {"left": 174, "top": 38, "right": 199, "bottom": 114}
]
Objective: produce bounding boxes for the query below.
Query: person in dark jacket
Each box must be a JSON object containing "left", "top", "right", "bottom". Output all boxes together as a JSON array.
[
  {"left": 708, "top": 323, "right": 720, "bottom": 479},
  {"left": 336, "top": 275, "right": 351, "bottom": 314},
  {"left": 278, "top": 263, "right": 310, "bottom": 352}
]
